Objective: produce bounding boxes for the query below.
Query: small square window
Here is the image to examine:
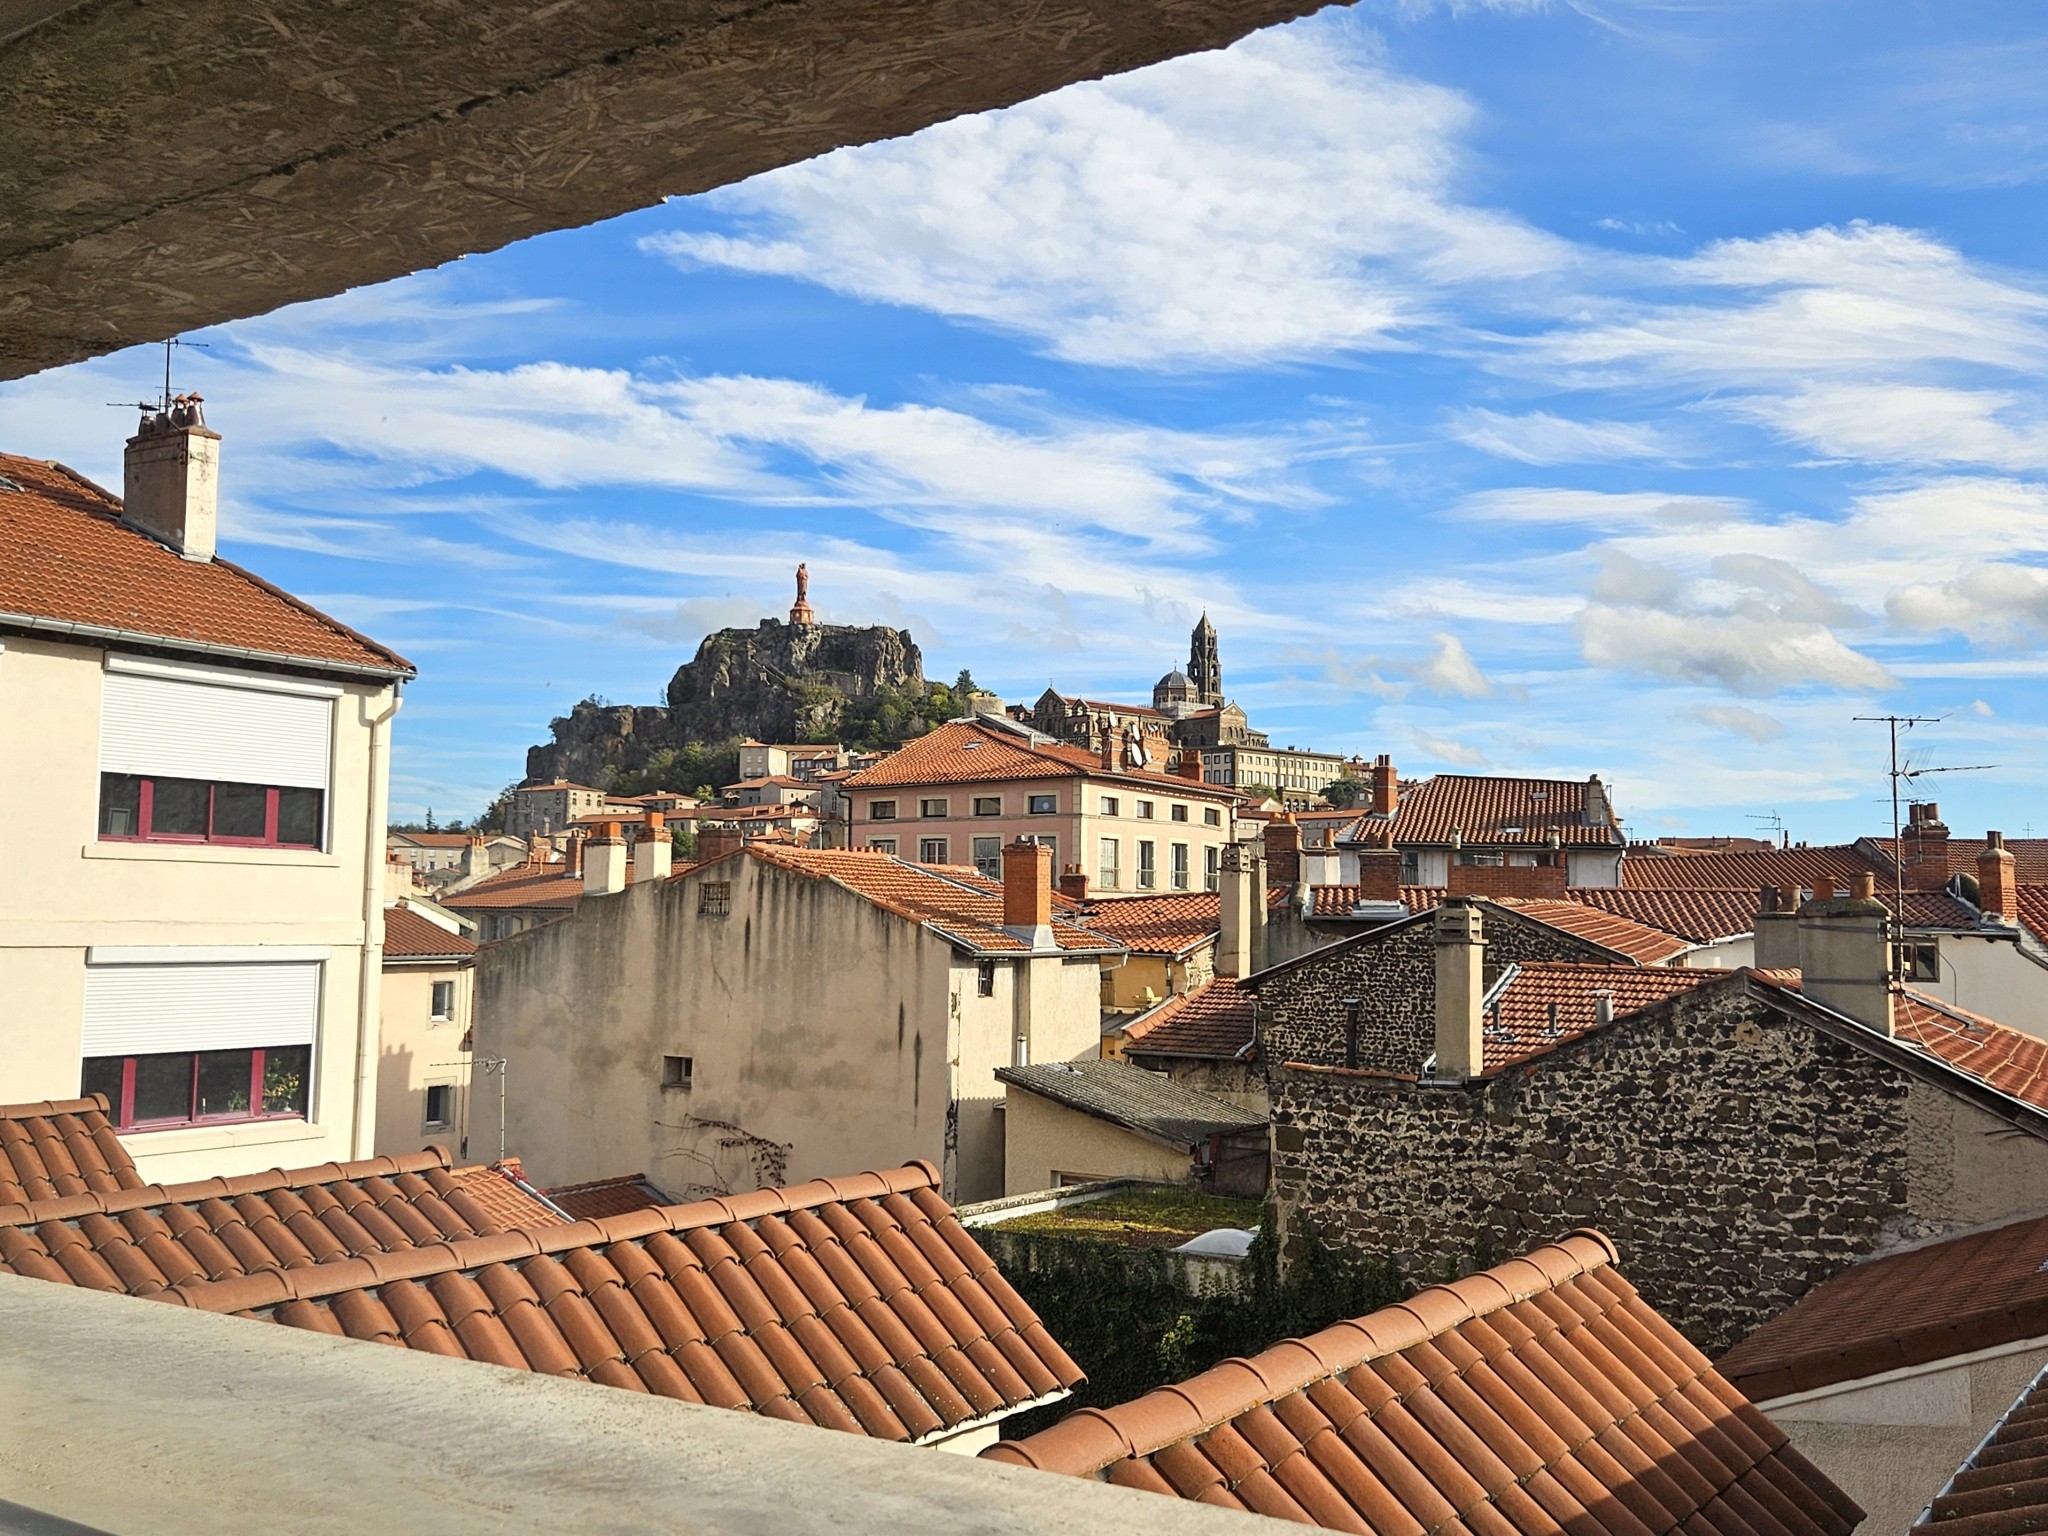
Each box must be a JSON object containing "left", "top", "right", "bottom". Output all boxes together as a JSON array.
[
  {"left": 423, "top": 1083, "right": 455, "bottom": 1131},
  {"left": 919, "top": 837, "right": 949, "bottom": 864},
  {"left": 430, "top": 980, "right": 455, "bottom": 1021},
  {"left": 1028, "top": 794, "right": 1057, "bottom": 815},
  {"left": 662, "top": 1055, "right": 694, "bottom": 1089},
  {"left": 1100, "top": 796, "right": 1120, "bottom": 816},
  {"left": 977, "top": 960, "right": 997, "bottom": 997},
  {"left": 869, "top": 800, "right": 898, "bottom": 821},
  {"left": 972, "top": 796, "right": 1002, "bottom": 817},
  {"left": 971, "top": 835, "right": 1001, "bottom": 878},
  {"left": 1170, "top": 804, "right": 1188, "bottom": 822},
  {"left": 1901, "top": 942, "right": 1941, "bottom": 981},
  {"left": 919, "top": 798, "right": 949, "bottom": 818},
  {"left": 1203, "top": 806, "right": 1221, "bottom": 827},
  {"left": 1136, "top": 800, "right": 1155, "bottom": 820},
  {"left": 868, "top": 837, "right": 898, "bottom": 855},
  {"left": 697, "top": 880, "right": 732, "bottom": 916}
]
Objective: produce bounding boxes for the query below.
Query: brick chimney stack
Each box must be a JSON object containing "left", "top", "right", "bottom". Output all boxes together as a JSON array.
[
  {"left": 1901, "top": 802, "right": 1952, "bottom": 891},
  {"left": 634, "top": 811, "right": 672, "bottom": 882},
  {"left": 1056, "top": 867, "right": 1089, "bottom": 904},
  {"left": 696, "top": 822, "right": 745, "bottom": 865},
  {"left": 1433, "top": 899, "right": 1486, "bottom": 1079},
  {"left": 584, "top": 820, "right": 629, "bottom": 896},
  {"left": 1176, "top": 752, "right": 1204, "bottom": 784},
  {"left": 562, "top": 833, "right": 582, "bottom": 879},
  {"left": 123, "top": 395, "right": 220, "bottom": 562},
  {"left": 1370, "top": 754, "right": 1398, "bottom": 818},
  {"left": 1263, "top": 815, "right": 1302, "bottom": 885},
  {"left": 1797, "top": 871, "right": 1892, "bottom": 1036},
  {"left": 1979, "top": 831, "right": 2016, "bottom": 923},
  {"left": 1002, "top": 840, "right": 1054, "bottom": 948}
]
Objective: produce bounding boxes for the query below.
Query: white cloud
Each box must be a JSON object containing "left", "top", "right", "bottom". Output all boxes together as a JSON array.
[
  {"left": 1416, "top": 731, "right": 1488, "bottom": 767},
  {"left": 1453, "top": 487, "right": 1741, "bottom": 526},
  {"left": 1730, "top": 383, "right": 2048, "bottom": 470},
  {"left": 1693, "top": 704, "right": 1787, "bottom": 743},
  {"left": 1575, "top": 605, "right": 1894, "bottom": 694},
  {"left": 1446, "top": 409, "right": 1678, "bottom": 465},
  {"left": 1888, "top": 563, "right": 2048, "bottom": 647},
  {"left": 645, "top": 22, "right": 1569, "bottom": 368},
  {"left": 1414, "top": 632, "right": 1496, "bottom": 697}
]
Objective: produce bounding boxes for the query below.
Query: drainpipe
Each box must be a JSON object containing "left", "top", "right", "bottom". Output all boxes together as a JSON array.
[{"left": 352, "top": 684, "right": 403, "bottom": 1159}]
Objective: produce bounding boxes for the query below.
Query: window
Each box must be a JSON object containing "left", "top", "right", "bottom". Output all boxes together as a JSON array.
[
  {"left": 1399, "top": 851, "right": 1420, "bottom": 884},
  {"left": 1204, "top": 845, "right": 1220, "bottom": 891},
  {"left": 919, "top": 798, "right": 949, "bottom": 818},
  {"left": 1170, "top": 804, "right": 1188, "bottom": 823},
  {"left": 697, "top": 881, "right": 731, "bottom": 916},
  {"left": 1028, "top": 794, "right": 1057, "bottom": 815},
  {"left": 1100, "top": 796, "right": 1120, "bottom": 816},
  {"left": 919, "top": 837, "right": 949, "bottom": 864},
  {"left": 83, "top": 1044, "right": 311, "bottom": 1131},
  {"left": 423, "top": 1082, "right": 455, "bottom": 1131},
  {"left": 1171, "top": 843, "right": 1190, "bottom": 890},
  {"left": 1099, "top": 838, "right": 1120, "bottom": 889},
  {"left": 1023, "top": 834, "right": 1057, "bottom": 865},
  {"left": 972, "top": 835, "right": 1001, "bottom": 878},
  {"left": 430, "top": 980, "right": 455, "bottom": 1021},
  {"left": 868, "top": 800, "right": 898, "bottom": 821},
  {"left": 662, "top": 1055, "right": 694, "bottom": 1090},
  {"left": 977, "top": 960, "right": 997, "bottom": 997},
  {"left": 867, "top": 837, "right": 898, "bottom": 855},
  {"left": 98, "top": 773, "right": 325, "bottom": 848},
  {"left": 1203, "top": 806, "right": 1222, "bottom": 827},
  {"left": 972, "top": 796, "right": 1002, "bottom": 817},
  {"left": 1901, "top": 942, "right": 1941, "bottom": 981},
  {"left": 1137, "top": 840, "right": 1156, "bottom": 890},
  {"left": 1136, "top": 800, "right": 1155, "bottom": 820}
]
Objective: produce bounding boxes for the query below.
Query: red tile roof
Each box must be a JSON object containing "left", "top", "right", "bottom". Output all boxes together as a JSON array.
[
  {"left": 1910, "top": 1367, "right": 2048, "bottom": 1536},
  {"left": 1122, "top": 978, "right": 1257, "bottom": 1061},
  {"left": 1867, "top": 835, "right": 2048, "bottom": 886},
  {"left": 847, "top": 720, "right": 1234, "bottom": 798},
  {"left": 447, "top": 1163, "right": 571, "bottom": 1230},
  {"left": 1566, "top": 886, "right": 1979, "bottom": 943},
  {"left": 745, "top": 846, "right": 1119, "bottom": 956},
  {"left": 1490, "top": 899, "right": 1694, "bottom": 965},
  {"left": 0, "top": 1096, "right": 143, "bottom": 1208},
  {"left": 0, "top": 450, "right": 410, "bottom": 677},
  {"left": 547, "top": 1174, "right": 672, "bottom": 1222},
  {"left": 984, "top": 1231, "right": 1860, "bottom": 1536},
  {"left": 1083, "top": 892, "right": 1221, "bottom": 956},
  {"left": 1718, "top": 1208, "right": 2048, "bottom": 1401},
  {"left": 1361, "top": 774, "right": 1625, "bottom": 847},
  {"left": 99, "top": 1160, "right": 1081, "bottom": 1442},
  {"left": 0, "top": 1148, "right": 562, "bottom": 1284},
  {"left": 1306, "top": 885, "right": 1443, "bottom": 918},
  {"left": 1482, "top": 963, "right": 1722, "bottom": 1073},
  {"left": 1622, "top": 846, "right": 1882, "bottom": 892},
  {"left": 2015, "top": 885, "right": 2048, "bottom": 947},
  {"left": 441, "top": 862, "right": 586, "bottom": 913},
  {"left": 382, "top": 904, "right": 478, "bottom": 960}
]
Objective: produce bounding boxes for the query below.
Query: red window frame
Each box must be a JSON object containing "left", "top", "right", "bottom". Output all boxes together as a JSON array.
[
  {"left": 87, "top": 1046, "right": 310, "bottom": 1131},
  {"left": 98, "top": 773, "right": 324, "bottom": 849}
]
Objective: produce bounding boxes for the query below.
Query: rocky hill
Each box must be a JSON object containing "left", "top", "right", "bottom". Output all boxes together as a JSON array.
[{"left": 523, "top": 614, "right": 932, "bottom": 789}]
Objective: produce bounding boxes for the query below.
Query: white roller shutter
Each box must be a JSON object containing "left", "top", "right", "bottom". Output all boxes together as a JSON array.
[
  {"left": 82, "top": 960, "right": 322, "bottom": 1056},
  {"left": 98, "top": 668, "right": 334, "bottom": 790}
]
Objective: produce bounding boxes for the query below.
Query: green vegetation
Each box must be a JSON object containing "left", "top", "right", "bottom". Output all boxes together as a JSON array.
[
  {"left": 835, "top": 669, "right": 983, "bottom": 752},
  {"left": 996, "top": 1188, "right": 1259, "bottom": 1248},
  {"left": 982, "top": 1201, "right": 1406, "bottom": 1436},
  {"left": 1322, "top": 777, "right": 1367, "bottom": 809}
]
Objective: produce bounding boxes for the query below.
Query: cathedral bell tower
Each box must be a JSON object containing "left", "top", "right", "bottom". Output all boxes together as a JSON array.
[{"left": 1189, "top": 612, "right": 1222, "bottom": 706}]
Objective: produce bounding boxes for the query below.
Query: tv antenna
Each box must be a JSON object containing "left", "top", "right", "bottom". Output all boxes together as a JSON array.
[
  {"left": 1745, "top": 810, "right": 1787, "bottom": 849},
  {"left": 1853, "top": 714, "right": 1995, "bottom": 974},
  {"left": 106, "top": 337, "right": 210, "bottom": 416}
]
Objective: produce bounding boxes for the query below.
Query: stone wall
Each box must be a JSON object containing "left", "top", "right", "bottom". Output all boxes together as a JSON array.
[
  {"left": 1255, "top": 906, "right": 1606, "bottom": 1075},
  {"left": 1267, "top": 979, "right": 2048, "bottom": 1353}
]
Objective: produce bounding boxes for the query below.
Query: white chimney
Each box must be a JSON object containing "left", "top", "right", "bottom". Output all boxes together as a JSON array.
[
  {"left": 1797, "top": 872, "right": 1893, "bottom": 1037},
  {"left": 1433, "top": 900, "right": 1486, "bottom": 1079},
  {"left": 583, "top": 822, "right": 629, "bottom": 896},
  {"left": 634, "top": 813, "right": 672, "bottom": 882},
  {"left": 123, "top": 397, "right": 219, "bottom": 562},
  {"left": 1585, "top": 776, "right": 1608, "bottom": 828},
  {"left": 1216, "top": 844, "right": 1265, "bottom": 979}
]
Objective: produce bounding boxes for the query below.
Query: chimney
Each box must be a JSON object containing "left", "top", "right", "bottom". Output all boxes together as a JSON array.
[
  {"left": 1796, "top": 871, "right": 1892, "bottom": 1036},
  {"left": 463, "top": 836, "right": 491, "bottom": 881},
  {"left": 634, "top": 812, "right": 672, "bottom": 882},
  {"left": 1057, "top": 867, "right": 1089, "bottom": 904},
  {"left": 1753, "top": 884, "right": 1801, "bottom": 970},
  {"left": 1177, "top": 752, "right": 1204, "bottom": 784},
  {"left": 1371, "top": 754, "right": 1398, "bottom": 818},
  {"left": 1901, "top": 802, "right": 1952, "bottom": 891},
  {"left": 583, "top": 821, "right": 629, "bottom": 896},
  {"left": 1263, "top": 814, "right": 1302, "bottom": 885},
  {"left": 1433, "top": 900, "right": 1486, "bottom": 1079},
  {"left": 696, "top": 822, "right": 746, "bottom": 865},
  {"left": 123, "top": 396, "right": 220, "bottom": 562},
  {"left": 1979, "top": 831, "right": 2017, "bottom": 923},
  {"left": 1584, "top": 776, "right": 1608, "bottom": 828},
  {"left": 1002, "top": 840, "right": 1055, "bottom": 949},
  {"left": 1099, "top": 734, "right": 1117, "bottom": 771},
  {"left": 1216, "top": 844, "right": 1265, "bottom": 979},
  {"left": 562, "top": 833, "right": 582, "bottom": 879}
]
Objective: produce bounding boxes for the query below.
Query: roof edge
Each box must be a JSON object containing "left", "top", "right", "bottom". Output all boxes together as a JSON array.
[
  {"left": 0, "top": 609, "right": 415, "bottom": 682},
  {"left": 0, "top": 1146, "right": 453, "bottom": 1229}
]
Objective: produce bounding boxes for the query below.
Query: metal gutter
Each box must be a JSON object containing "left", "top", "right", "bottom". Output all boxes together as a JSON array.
[{"left": 0, "top": 610, "right": 414, "bottom": 682}]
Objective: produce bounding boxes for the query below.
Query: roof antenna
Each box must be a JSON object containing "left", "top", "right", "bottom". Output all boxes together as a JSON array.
[
  {"left": 1853, "top": 714, "right": 1995, "bottom": 980},
  {"left": 1745, "top": 810, "right": 1787, "bottom": 850},
  {"left": 106, "top": 336, "right": 210, "bottom": 419}
]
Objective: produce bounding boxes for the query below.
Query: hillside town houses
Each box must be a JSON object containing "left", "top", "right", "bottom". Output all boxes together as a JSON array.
[{"left": 13, "top": 416, "right": 2048, "bottom": 1535}]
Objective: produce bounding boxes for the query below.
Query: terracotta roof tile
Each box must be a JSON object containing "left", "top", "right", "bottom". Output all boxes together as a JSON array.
[
  {"left": 985, "top": 1231, "right": 1859, "bottom": 1536},
  {"left": 547, "top": 1174, "right": 673, "bottom": 1222},
  {"left": 441, "top": 863, "right": 585, "bottom": 913},
  {"left": 1566, "top": 885, "right": 1977, "bottom": 942},
  {"left": 0, "top": 1096, "right": 144, "bottom": 1208},
  {"left": 846, "top": 720, "right": 1234, "bottom": 798},
  {"left": 1870, "top": 835, "right": 2048, "bottom": 885},
  {"left": 2014, "top": 885, "right": 2048, "bottom": 947},
  {"left": 1083, "top": 892, "right": 1221, "bottom": 956},
  {"left": 745, "top": 846, "right": 1118, "bottom": 956},
  {"left": 1910, "top": 1364, "right": 2048, "bottom": 1536},
  {"left": 0, "top": 450, "right": 410, "bottom": 676},
  {"left": 381, "top": 905, "right": 478, "bottom": 960},
  {"left": 1488, "top": 898, "right": 1693, "bottom": 964},
  {"left": 1719, "top": 1210, "right": 2048, "bottom": 1401},
  {"left": 1481, "top": 962, "right": 1722, "bottom": 1072},
  {"left": 1123, "top": 978, "right": 1257, "bottom": 1061},
  {"left": 1306, "top": 885, "right": 1441, "bottom": 918},
  {"left": 447, "top": 1165, "right": 570, "bottom": 1230},
  {"left": 1354, "top": 774, "right": 1625, "bottom": 848},
  {"left": 8, "top": 1158, "right": 1078, "bottom": 1443},
  {"left": 1622, "top": 845, "right": 1883, "bottom": 892}
]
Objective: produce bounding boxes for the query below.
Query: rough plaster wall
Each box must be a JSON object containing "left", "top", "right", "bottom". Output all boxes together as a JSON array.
[
  {"left": 1270, "top": 986, "right": 1930, "bottom": 1353},
  {"left": 1002, "top": 1091, "right": 1192, "bottom": 1193}
]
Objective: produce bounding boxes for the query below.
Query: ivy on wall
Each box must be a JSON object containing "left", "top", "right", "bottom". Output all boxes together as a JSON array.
[{"left": 984, "top": 1215, "right": 1408, "bottom": 1438}]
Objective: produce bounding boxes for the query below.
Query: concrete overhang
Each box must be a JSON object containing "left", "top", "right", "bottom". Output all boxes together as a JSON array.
[{"left": 1, "top": 0, "right": 1339, "bottom": 382}]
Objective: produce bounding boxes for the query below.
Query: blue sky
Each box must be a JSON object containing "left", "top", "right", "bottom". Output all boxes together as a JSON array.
[{"left": 7, "top": 0, "right": 2048, "bottom": 842}]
